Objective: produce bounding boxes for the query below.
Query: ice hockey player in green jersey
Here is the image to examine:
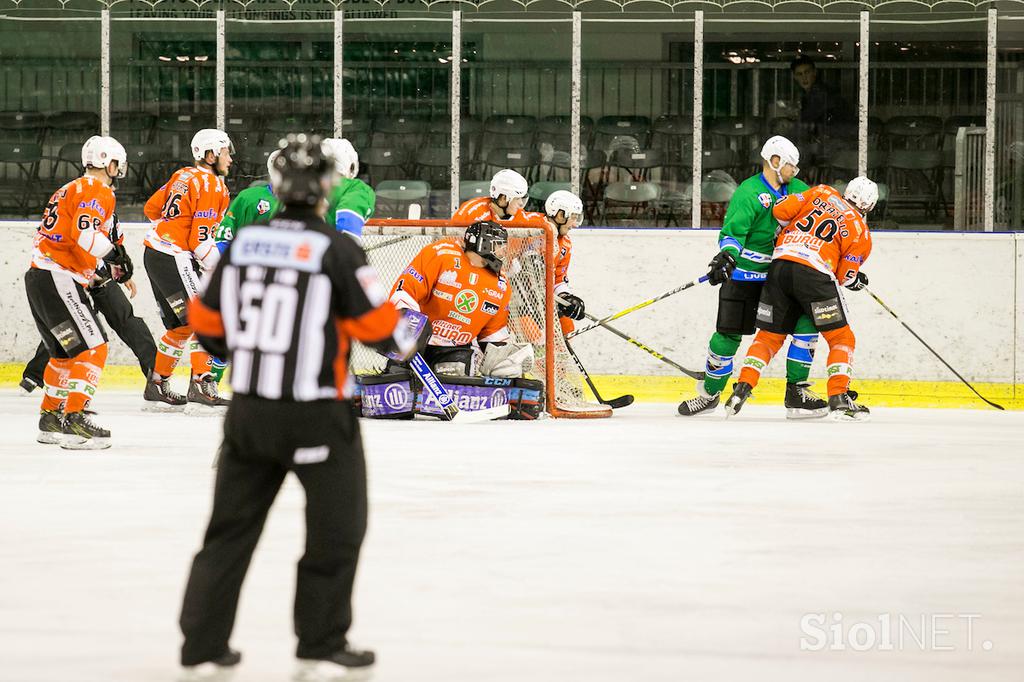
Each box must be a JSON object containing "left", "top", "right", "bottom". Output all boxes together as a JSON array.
[
  {"left": 213, "top": 150, "right": 281, "bottom": 253},
  {"left": 677, "top": 135, "right": 829, "bottom": 419},
  {"left": 321, "top": 137, "right": 375, "bottom": 239}
]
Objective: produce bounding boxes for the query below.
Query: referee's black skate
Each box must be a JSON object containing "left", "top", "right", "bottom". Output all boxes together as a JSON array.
[
  {"left": 784, "top": 381, "right": 829, "bottom": 419},
  {"left": 828, "top": 392, "right": 871, "bottom": 422},
  {"left": 143, "top": 374, "right": 187, "bottom": 412},
  {"left": 294, "top": 645, "right": 375, "bottom": 682},
  {"left": 677, "top": 386, "right": 720, "bottom": 416},
  {"left": 37, "top": 409, "right": 63, "bottom": 444},
  {"left": 61, "top": 410, "right": 111, "bottom": 450},
  {"left": 723, "top": 381, "right": 753, "bottom": 417},
  {"left": 179, "top": 648, "right": 241, "bottom": 682}
]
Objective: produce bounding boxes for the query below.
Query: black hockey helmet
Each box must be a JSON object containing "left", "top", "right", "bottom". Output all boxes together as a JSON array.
[
  {"left": 269, "top": 133, "right": 333, "bottom": 207},
  {"left": 464, "top": 220, "right": 508, "bottom": 274}
]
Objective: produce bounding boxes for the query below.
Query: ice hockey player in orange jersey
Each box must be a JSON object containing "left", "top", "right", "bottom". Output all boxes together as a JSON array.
[
  {"left": 452, "top": 168, "right": 535, "bottom": 225},
  {"left": 724, "top": 177, "right": 877, "bottom": 421},
  {"left": 541, "top": 190, "right": 587, "bottom": 336},
  {"left": 389, "top": 220, "right": 537, "bottom": 378},
  {"left": 25, "top": 135, "right": 134, "bottom": 449},
  {"left": 142, "top": 128, "right": 232, "bottom": 412}
]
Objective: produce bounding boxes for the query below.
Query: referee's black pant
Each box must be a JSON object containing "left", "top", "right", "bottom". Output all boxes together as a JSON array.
[
  {"left": 22, "top": 280, "right": 156, "bottom": 385},
  {"left": 179, "top": 396, "right": 368, "bottom": 666}
]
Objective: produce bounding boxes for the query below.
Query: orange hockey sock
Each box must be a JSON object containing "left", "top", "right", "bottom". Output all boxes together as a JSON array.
[
  {"left": 737, "top": 330, "right": 786, "bottom": 389},
  {"left": 40, "top": 358, "right": 73, "bottom": 413},
  {"left": 154, "top": 326, "right": 192, "bottom": 377},
  {"left": 65, "top": 344, "right": 108, "bottom": 414},
  {"left": 822, "top": 326, "right": 856, "bottom": 397}
]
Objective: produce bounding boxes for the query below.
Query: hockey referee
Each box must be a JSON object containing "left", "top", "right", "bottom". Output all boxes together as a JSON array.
[{"left": 178, "top": 134, "right": 426, "bottom": 680}]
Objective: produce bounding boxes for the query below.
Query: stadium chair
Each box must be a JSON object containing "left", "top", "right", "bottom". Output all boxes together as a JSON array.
[
  {"left": 480, "top": 147, "right": 541, "bottom": 184},
  {"left": 707, "top": 116, "right": 763, "bottom": 155},
  {"left": 459, "top": 179, "right": 490, "bottom": 205},
  {"left": 262, "top": 113, "right": 318, "bottom": 145},
  {"left": 593, "top": 116, "right": 651, "bottom": 151},
  {"left": 412, "top": 146, "right": 451, "bottom": 187},
  {"left": 44, "top": 112, "right": 100, "bottom": 150},
  {"left": 0, "top": 112, "right": 46, "bottom": 144},
  {"left": 943, "top": 114, "right": 984, "bottom": 151},
  {"left": 884, "top": 149, "right": 945, "bottom": 222},
  {"left": 766, "top": 116, "right": 798, "bottom": 139},
  {"left": 526, "top": 181, "right": 571, "bottom": 212},
  {"left": 374, "top": 179, "right": 431, "bottom": 219},
  {"left": 535, "top": 115, "right": 595, "bottom": 153},
  {"left": 545, "top": 148, "right": 607, "bottom": 222},
  {"left": 607, "top": 147, "right": 668, "bottom": 184},
  {"left": 47, "top": 142, "right": 83, "bottom": 186},
  {"left": 120, "top": 144, "right": 174, "bottom": 204},
  {"left": 698, "top": 148, "right": 739, "bottom": 181},
  {"left": 599, "top": 180, "right": 660, "bottom": 226},
  {"left": 883, "top": 116, "right": 943, "bottom": 151},
  {"left": 483, "top": 115, "right": 537, "bottom": 149},
  {"left": 0, "top": 142, "right": 44, "bottom": 216},
  {"left": 338, "top": 116, "right": 371, "bottom": 150},
  {"left": 359, "top": 146, "right": 410, "bottom": 185},
  {"left": 110, "top": 112, "right": 156, "bottom": 145},
  {"left": 650, "top": 115, "right": 693, "bottom": 171},
  {"left": 156, "top": 113, "right": 215, "bottom": 159},
  {"left": 225, "top": 112, "right": 262, "bottom": 152},
  {"left": 371, "top": 115, "right": 429, "bottom": 151}
]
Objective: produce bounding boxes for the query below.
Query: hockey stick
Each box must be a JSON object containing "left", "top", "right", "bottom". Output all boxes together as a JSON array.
[
  {"left": 556, "top": 297, "right": 704, "bottom": 380},
  {"left": 409, "top": 353, "right": 510, "bottom": 422},
  {"left": 867, "top": 288, "right": 1004, "bottom": 411},
  {"left": 566, "top": 274, "right": 710, "bottom": 339},
  {"left": 561, "top": 336, "right": 634, "bottom": 409}
]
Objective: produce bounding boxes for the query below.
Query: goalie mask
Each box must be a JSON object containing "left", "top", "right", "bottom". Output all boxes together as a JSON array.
[{"left": 464, "top": 220, "right": 508, "bottom": 274}]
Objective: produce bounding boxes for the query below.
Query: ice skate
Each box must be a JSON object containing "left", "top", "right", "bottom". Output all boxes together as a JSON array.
[
  {"left": 60, "top": 411, "right": 111, "bottom": 450},
  {"left": 723, "top": 381, "right": 753, "bottom": 417},
  {"left": 294, "top": 646, "right": 375, "bottom": 682},
  {"left": 143, "top": 374, "right": 187, "bottom": 412},
  {"left": 36, "top": 409, "right": 63, "bottom": 444},
  {"left": 185, "top": 375, "right": 230, "bottom": 416},
  {"left": 179, "top": 649, "right": 241, "bottom": 682},
  {"left": 784, "top": 381, "right": 829, "bottom": 419},
  {"left": 677, "top": 384, "right": 720, "bottom": 416},
  {"left": 828, "top": 392, "right": 871, "bottom": 422}
]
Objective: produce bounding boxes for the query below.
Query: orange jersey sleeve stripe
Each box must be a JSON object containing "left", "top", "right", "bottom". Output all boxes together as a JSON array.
[{"left": 341, "top": 302, "right": 401, "bottom": 343}]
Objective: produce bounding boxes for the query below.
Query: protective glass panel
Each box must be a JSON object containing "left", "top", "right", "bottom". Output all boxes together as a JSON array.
[
  {"left": 997, "top": 13, "right": 1024, "bottom": 231},
  {"left": 0, "top": 15, "right": 101, "bottom": 218}
]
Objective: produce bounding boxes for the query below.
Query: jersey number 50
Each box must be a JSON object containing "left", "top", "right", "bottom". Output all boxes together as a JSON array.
[
  {"left": 795, "top": 208, "right": 838, "bottom": 242},
  {"left": 234, "top": 279, "right": 299, "bottom": 353}
]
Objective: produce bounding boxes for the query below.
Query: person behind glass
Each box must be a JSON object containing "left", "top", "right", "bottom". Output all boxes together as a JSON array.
[
  {"left": 177, "top": 134, "right": 427, "bottom": 681},
  {"left": 790, "top": 55, "right": 856, "bottom": 154}
]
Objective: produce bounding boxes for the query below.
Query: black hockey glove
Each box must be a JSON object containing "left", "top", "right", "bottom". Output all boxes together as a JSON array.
[
  {"left": 707, "top": 249, "right": 737, "bottom": 286},
  {"left": 102, "top": 243, "right": 134, "bottom": 283},
  {"left": 558, "top": 293, "right": 586, "bottom": 321},
  {"left": 845, "top": 271, "right": 868, "bottom": 292}
]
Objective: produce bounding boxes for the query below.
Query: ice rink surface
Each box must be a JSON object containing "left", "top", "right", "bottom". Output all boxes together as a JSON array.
[{"left": 1, "top": 389, "right": 1022, "bottom": 682}]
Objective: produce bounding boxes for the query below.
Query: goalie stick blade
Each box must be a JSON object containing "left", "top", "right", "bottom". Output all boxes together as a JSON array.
[
  {"left": 604, "top": 395, "right": 634, "bottom": 409},
  {"left": 451, "top": 404, "right": 511, "bottom": 423}
]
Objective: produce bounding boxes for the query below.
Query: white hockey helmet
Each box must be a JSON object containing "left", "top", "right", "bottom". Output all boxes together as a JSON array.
[
  {"left": 760, "top": 135, "right": 800, "bottom": 172},
  {"left": 81, "top": 135, "right": 127, "bottom": 178},
  {"left": 544, "top": 189, "right": 584, "bottom": 224},
  {"left": 322, "top": 137, "right": 359, "bottom": 179},
  {"left": 190, "top": 128, "right": 233, "bottom": 161},
  {"left": 489, "top": 168, "right": 528, "bottom": 201},
  {"left": 843, "top": 175, "right": 879, "bottom": 213},
  {"left": 265, "top": 148, "right": 281, "bottom": 180}
]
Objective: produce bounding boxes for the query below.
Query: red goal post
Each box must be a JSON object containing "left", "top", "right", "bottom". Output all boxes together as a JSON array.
[{"left": 360, "top": 218, "right": 611, "bottom": 419}]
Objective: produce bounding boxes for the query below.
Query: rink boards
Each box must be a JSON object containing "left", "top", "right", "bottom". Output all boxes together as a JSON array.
[{"left": 1, "top": 223, "right": 1021, "bottom": 409}]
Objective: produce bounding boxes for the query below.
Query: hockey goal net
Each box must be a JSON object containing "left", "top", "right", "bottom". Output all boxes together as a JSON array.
[{"left": 351, "top": 219, "right": 611, "bottom": 419}]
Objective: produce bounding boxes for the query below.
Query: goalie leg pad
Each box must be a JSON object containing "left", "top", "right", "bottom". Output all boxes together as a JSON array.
[
  {"left": 414, "top": 375, "right": 544, "bottom": 420},
  {"left": 479, "top": 342, "right": 535, "bottom": 378},
  {"left": 423, "top": 344, "right": 473, "bottom": 376},
  {"left": 356, "top": 372, "right": 416, "bottom": 419}
]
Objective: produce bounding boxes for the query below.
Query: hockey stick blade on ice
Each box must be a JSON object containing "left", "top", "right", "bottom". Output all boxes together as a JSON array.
[
  {"left": 409, "top": 353, "right": 510, "bottom": 422},
  {"left": 867, "top": 289, "right": 1004, "bottom": 411},
  {"left": 562, "top": 337, "right": 634, "bottom": 409},
  {"left": 567, "top": 274, "right": 710, "bottom": 340}
]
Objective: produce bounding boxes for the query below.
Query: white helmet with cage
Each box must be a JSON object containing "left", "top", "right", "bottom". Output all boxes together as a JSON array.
[
  {"left": 266, "top": 149, "right": 281, "bottom": 181},
  {"left": 190, "top": 128, "right": 233, "bottom": 161},
  {"left": 843, "top": 175, "right": 879, "bottom": 213},
  {"left": 321, "top": 137, "right": 360, "bottom": 179},
  {"left": 544, "top": 189, "right": 584, "bottom": 225},
  {"left": 489, "top": 169, "right": 528, "bottom": 201},
  {"left": 81, "top": 135, "right": 128, "bottom": 178}
]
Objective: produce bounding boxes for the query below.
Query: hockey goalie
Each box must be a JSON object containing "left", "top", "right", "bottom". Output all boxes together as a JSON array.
[{"left": 356, "top": 220, "right": 545, "bottom": 420}]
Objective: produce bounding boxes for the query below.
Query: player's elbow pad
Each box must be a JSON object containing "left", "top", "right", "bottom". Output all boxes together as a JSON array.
[
  {"left": 78, "top": 229, "right": 114, "bottom": 258},
  {"left": 389, "top": 290, "right": 420, "bottom": 312},
  {"left": 335, "top": 210, "right": 365, "bottom": 239}
]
